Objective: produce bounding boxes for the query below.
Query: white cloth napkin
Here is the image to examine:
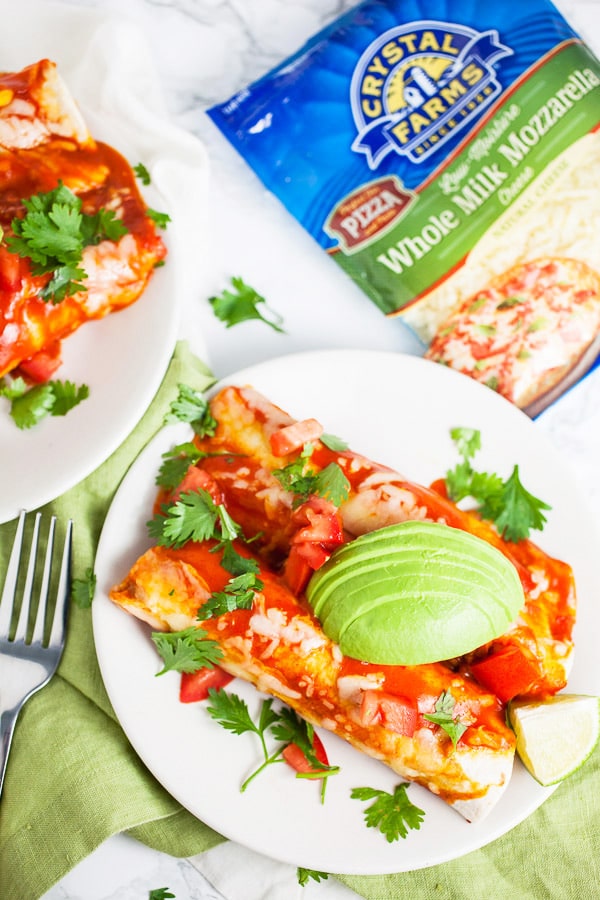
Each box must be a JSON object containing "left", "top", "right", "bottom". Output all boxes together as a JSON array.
[{"left": 189, "top": 842, "right": 361, "bottom": 900}]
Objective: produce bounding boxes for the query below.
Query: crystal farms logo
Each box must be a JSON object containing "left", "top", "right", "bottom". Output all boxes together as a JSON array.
[{"left": 351, "top": 20, "right": 512, "bottom": 169}]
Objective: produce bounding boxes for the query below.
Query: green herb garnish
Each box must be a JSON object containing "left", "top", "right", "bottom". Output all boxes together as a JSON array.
[
  {"left": 209, "top": 276, "right": 285, "bottom": 332},
  {"left": 297, "top": 868, "right": 329, "bottom": 886},
  {"left": 134, "top": 162, "right": 151, "bottom": 185},
  {"left": 6, "top": 182, "right": 128, "bottom": 302},
  {"left": 71, "top": 567, "right": 96, "bottom": 609},
  {"left": 206, "top": 689, "right": 339, "bottom": 797},
  {"left": 445, "top": 427, "right": 551, "bottom": 541},
  {"left": 273, "top": 443, "right": 349, "bottom": 507},
  {"left": 151, "top": 626, "right": 223, "bottom": 674},
  {"left": 146, "top": 207, "right": 170, "bottom": 229},
  {"left": 423, "top": 691, "right": 468, "bottom": 746},
  {"left": 0, "top": 376, "right": 89, "bottom": 428},
  {"left": 147, "top": 489, "right": 240, "bottom": 549},
  {"left": 149, "top": 888, "right": 175, "bottom": 899},
  {"left": 197, "top": 571, "right": 263, "bottom": 620},
  {"left": 164, "top": 383, "right": 217, "bottom": 437},
  {"left": 351, "top": 783, "right": 425, "bottom": 842}
]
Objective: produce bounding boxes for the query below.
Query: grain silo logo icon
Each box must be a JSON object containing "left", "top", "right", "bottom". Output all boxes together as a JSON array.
[{"left": 350, "top": 20, "right": 513, "bottom": 169}]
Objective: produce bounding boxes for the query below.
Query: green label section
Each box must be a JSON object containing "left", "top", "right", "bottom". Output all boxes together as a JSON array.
[{"left": 332, "top": 43, "right": 600, "bottom": 315}]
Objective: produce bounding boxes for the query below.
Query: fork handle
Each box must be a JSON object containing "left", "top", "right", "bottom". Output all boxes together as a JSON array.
[{"left": 0, "top": 707, "right": 20, "bottom": 797}]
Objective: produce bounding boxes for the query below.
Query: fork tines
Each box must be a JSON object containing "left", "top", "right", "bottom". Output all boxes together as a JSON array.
[{"left": 0, "top": 510, "right": 73, "bottom": 648}]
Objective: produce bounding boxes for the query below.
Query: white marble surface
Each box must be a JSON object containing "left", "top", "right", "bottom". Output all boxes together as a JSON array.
[{"left": 23, "top": 0, "right": 600, "bottom": 897}]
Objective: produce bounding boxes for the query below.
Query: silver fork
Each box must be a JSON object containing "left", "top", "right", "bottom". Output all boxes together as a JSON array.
[{"left": 0, "top": 509, "right": 73, "bottom": 796}]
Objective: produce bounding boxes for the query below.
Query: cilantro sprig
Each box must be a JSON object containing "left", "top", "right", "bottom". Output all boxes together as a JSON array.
[
  {"left": 71, "top": 567, "right": 96, "bottom": 609},
  {"left": 445, "top": 427, "right": 551, "bottom": 542},
  {"left": 147, "top": 488, "right": 240, "bottom": 549},
  {"left": 423, "top": 691, "right": 469, "bottom": 747},
  {"left": 163, "top": 383, "right": 217, "bottom": 437},
  {"left": 197, "top": 571, "right": 263, "bottom": 620},
  {"left": 298, "top": 868, "right": 329, "bottom": 886},
  {"left": 146, "top": 208, "right": 171, "bottom": 229},
  {"left": 351, "top": 783, "right": 425, "bottom": 842},
  {"left": 273, "top": 443, "right": 350, "bottom": 507},
  {"left": 209, "top": 276, "right": 285, "bottom": 332},
  {"left": 156, "top": 442, "right": 205, "bottom": 490},
  {"left": 148, "top": 888, "right": 175, "bottom": 900},
  {"left": 5, "top": 182, "right": 128, "bottom": 303},
  {"left": 206, "top": 689, "right": 339, "bottom": 798},
  {"left": 134, "top": 162, "right": 152, "bottom": 185},
  {"left": 0, "top": 375, "right": 89, "bottom": 428},
  {"left": 151, "top": 626, "right": 223, "bottom": 674}
]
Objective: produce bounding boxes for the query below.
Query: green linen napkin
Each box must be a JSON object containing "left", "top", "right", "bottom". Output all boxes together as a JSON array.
[
  {"left": 0, "top": 341, "right": 225, "bottom": 900},
  {"left": 339, "top": 744, "right": 600, "bottom": 899}
]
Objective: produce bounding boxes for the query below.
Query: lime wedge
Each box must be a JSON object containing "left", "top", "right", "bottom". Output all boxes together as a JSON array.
[{"left": 508, "top": 694, "right": 600, "bottom": 786}]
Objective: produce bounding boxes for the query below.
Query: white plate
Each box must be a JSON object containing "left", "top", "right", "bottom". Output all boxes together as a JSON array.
[
  {"left": 93, "top": 349, "right": 600, "bottom": 874},
  {"left": 0, "top": 4, "right": 211, "bottom": 524},
  {"left": 0, "top": 128, "right": 179, "bottom": 526}
]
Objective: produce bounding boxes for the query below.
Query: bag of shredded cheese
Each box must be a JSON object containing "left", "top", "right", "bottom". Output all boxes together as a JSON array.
[{"left": 208, "top": 0, "right": 600, "bottom": 415}]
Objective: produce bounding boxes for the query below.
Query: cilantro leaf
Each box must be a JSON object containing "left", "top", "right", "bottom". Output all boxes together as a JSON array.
[
  {"left": 156, "top": 442, "right": 204, "bottom": 489},
  {"left": 71, "top": 567, "right": 96, "bottom": 609},
  {"left": 445, "top": 427, "right": 550, "bottom": 541},
  {"left": 6, "top": 182, "right": 129, "bottom": 303},
  {"left": 0, "top": 377, "right": 89, "bottom": 429},
  {"left": 351, "top": 783, "right": 425, "bottom": 842},
  {"left": 449, "top": 426, "right": 481, "bottom": 461},
  {"left": 314, "top": 462, "right": 350, "bottom": 506},
  {"left": 5, "top": 382, "right": 55, "bottom": 428},
  {"left": 147, "top": 490, "right": 220, "bottom": 548},
  {"left": 39, "top": 263, "right": 87, "bottom": 303},
  {"left": 297, "top": 868, "right": 329, "bottom": 886},
  {"left": 209, "top": 276, "right": 285, "bottom": 333},
  {"left": 271, "top": 707, "right": 338, "bottom": 777},
  {"left": 197, "top": 572, "right": 263, "bottom": 620},
  {"left": 164, "top": 384, "right": 217, "bottom": 436},
  {"left": 146, "top": 207, "right": 170, "bottom": 229},
  {"left": 207, "top": 691, "right": 338, "bottom": 794},
  {"left": 486, "top": 465, "right": 551, "bottom": 543},
  {"left": 273, "top": 445, "right": 349, "bottom": 507},
  {"left": 149, "top": 888, "right": 175, "bottom": 900},
  {"left": 423, "top": 691, "right": 468, "bottom": 746},
  {"left": 151, "top": 627, "right": 223, "bottom": 674},
  {"left": 47, "top": 380, "right": 90, "bottom": 416},
  {"left": 220, "top": 541, "right": 261, "bottom": 577},
  {"left": 82, "top": 208, "right": 129, "bottom": 244},
  {"left": 134, "top": 162, "right": 152, "bottom": 185},
  {"left": 320, "top": 432, "right": 349, "bottom": 451},
  {"left": 206, "top": 689, "right": 277, "bottom": 740}
]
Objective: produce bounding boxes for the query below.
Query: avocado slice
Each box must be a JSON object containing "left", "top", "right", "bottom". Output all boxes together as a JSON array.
[{"left": 306, "top": 520, "right": 524, "bottom": 665}]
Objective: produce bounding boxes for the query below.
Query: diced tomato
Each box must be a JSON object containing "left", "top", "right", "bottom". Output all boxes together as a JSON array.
[
  {"left": 284, "top": 497, "right": 346, "bottom": 594},
  {"left": 172, "top": 466, "right": 224, "bottom": 505},
  {"left": 0, "top": 244, "right": 23, "bottom": 292},
  {"left": 359, "top": 690, "right": 417, "bottom": 736},
  {"left": 282, "top": 731, "right": 329, "bottom": 774},
  {"left": 17, "top": 341, "right": 63, "bottom": 383},
  {"left": 379, "top": 695, "right": 418, "bottom": 736},
  {"left": 179, "top": 666, "right": 234, "bottom": 703},
  {"left": 290, "top": 497, "right": 344, "bottom": 545},
  {"left": 428, "top": 477, "right": 449, "bottom": 499},
  {"left": 270, "top": 418, "right": 323, "bottom": 456},
  {"left": 359, "top": 690, "right": 383, "bottom": 726},
  {"left": 470, "top": 644, "right": 540, "bottom": 702},
  {"left": 282, "top": 547, "right": 313, "bottom": 596}
]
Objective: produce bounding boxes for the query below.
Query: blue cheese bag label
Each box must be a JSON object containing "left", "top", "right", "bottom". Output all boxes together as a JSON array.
[{"left": 208, "top": 1, "right": 600, "bottom": 416}]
